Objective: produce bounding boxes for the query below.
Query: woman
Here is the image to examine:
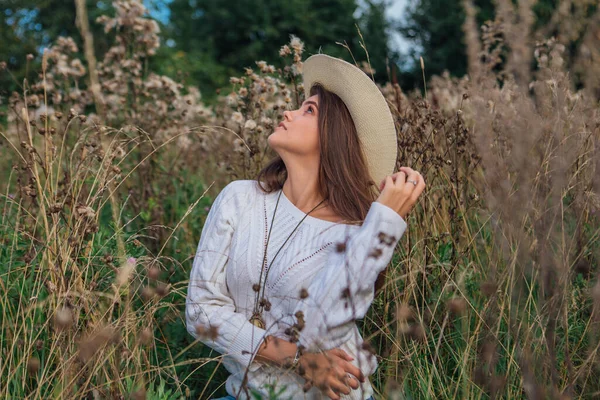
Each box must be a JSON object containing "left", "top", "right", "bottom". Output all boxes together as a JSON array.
[{"left": 186, "top": 54, "right": 426, "bottom": 400}]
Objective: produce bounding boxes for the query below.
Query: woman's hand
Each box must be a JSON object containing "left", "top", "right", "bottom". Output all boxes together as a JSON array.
[
  {"left": 376, "top": 166, "right": 426, "bottom": 220},
  {"left": 298, "top": 348, "right": 365, "bottom": 400}
]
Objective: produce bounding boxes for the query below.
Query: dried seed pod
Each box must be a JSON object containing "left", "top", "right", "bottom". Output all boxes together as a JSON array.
[
  {"left": 480, "top": 281, "right": 497, "bottom": 297},
  {"left": 54, "top": 306, "right": 73, "bottom": 331},
  {"left": 408, "top": 324, "right": 426, "bottom": 343},
  {"left": 27, "top": 357, "right": 41, "bottom": 374},
  {"left": 299, "top": 288, "right": 309, "bottom": 299},
  {"left": 447, "top": 297, "right": 467, "bottom": 316},
  {"left": 138, "top": 327, "right": 153, "bottom": 346},
  {"left": 335, "top": 242, "right": 346, "bottom": 252},
  {"left": 195, "top": 324, "right": 219, "bottom": 341},
  {"left": 155, "top": 282, "right": 170, "bottom": 297},
  {"left": 395, "top": 303, "right": 414, "bottom": 322},
  {"left": 147, "top": 266, "right": 160, "bottom": 281},
  {"left": 141, "top": 286, "right": 155, "bottom": 302}
]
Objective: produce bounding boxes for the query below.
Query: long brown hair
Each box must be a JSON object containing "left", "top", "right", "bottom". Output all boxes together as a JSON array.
[
  {"left": 255, "top": 82, "right": 393, "bottom": 294},
  {"left": 256, "top": 82, "right": 379, "bottom": 224}
]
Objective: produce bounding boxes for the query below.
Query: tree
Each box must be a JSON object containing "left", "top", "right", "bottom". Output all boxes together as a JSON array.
[
  {"left": 161, "top": 0, "right": 394, "bottom": 100},
  {"left": 395, "top": 0, "right": 495, "bottom": 91},
  {"left": 393, "top": 0, "right": 560, "bottom": 91},
  {"left": 355, "top": 0, "right": 395, "bottom": 84},
  {"left": 0, "top": 0, "right": 113, "bottom": 96}
]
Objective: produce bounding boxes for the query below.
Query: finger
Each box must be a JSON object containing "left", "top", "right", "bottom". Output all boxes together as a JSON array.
[
  {"left": 329, "top": 348, "right": 350, "bottom": 361},
  {"left": 325, "top": 387, "right": 340, "bottom": 400},
  {"left": 384, "top": 175, "right": 396, "bottom": 191},
  {"left": 399, "top": 166, "right": 415, "bottom": 177},
  {"left": 302, "top": 380, "right": 313, "bottom": 392},
  {"left": 329, "top": 378, "right": 351, "bottom": 396},
  {"left": 405, "top": 169, "right": 420, "bottom": 191},
  {"left": 393, "top": 171, "right": 407, "bottom": 191},
  {"left": 409, "top": 173, "right": 426, "bottom": 202},
  {"left": 345, "top": 375, "right": 360, "bottom": 390},
  {"left": 385, "top": 175, "right": 394, "bottom": 189},
  {"left": 343, "top": 361, "right": 365, "bottom": 382},
  {"left": 333, "top": 365, "right": 347, "bottom": 381}
]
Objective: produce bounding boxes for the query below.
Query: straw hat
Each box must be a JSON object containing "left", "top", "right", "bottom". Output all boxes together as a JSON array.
[{"left": 301, "top": 53, "right": 398, "bottom": 189}]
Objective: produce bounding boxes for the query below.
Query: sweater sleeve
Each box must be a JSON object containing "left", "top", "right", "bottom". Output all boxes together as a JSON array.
[
  {"left": 293, "top": 201, "right": 407, "bottom": 352},
  {"left": 185, "top": 181, "right": 267, "bottom": 372}
]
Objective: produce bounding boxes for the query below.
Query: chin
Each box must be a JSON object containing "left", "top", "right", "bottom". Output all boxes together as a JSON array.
[{"left": 267, "top": 130, "right": 284, "bottom": 143}]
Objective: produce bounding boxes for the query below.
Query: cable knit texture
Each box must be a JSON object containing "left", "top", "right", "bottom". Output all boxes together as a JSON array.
[{"left": 186, "top": 179, "right": 407, "bottom": 399}]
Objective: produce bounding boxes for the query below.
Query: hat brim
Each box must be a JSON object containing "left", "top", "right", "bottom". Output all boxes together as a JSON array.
[{"left": 302, "top": 54, "right": 397, "bottom": 189}]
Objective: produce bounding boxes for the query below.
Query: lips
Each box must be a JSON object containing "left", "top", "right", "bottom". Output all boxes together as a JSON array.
[{"left": 277, "top": 122, "right": 287, "bottom": 130}]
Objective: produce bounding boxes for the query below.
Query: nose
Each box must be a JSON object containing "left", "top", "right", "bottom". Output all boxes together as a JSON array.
[{"left": 283, "top": 110, "right": 293, "bottom": 121}]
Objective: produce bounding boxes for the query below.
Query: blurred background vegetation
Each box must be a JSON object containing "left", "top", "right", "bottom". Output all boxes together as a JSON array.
[{"left": 0, "top": 0, "right": 581, "bottom": 104}]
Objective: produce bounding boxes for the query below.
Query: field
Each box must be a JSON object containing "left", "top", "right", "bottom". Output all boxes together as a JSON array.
[{"left": 1, "top": 0, "right": 599, "bottom": 399}]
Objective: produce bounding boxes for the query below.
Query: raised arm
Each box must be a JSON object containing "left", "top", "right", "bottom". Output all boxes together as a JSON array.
[
  {"left": 185, "top": 181, "right": 268, "bottom": 372},
  {"left": 293, "top": 200, "right": 407, "bottom": 352}
]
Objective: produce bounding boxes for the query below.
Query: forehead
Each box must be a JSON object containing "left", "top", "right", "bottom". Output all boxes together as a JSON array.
[{"left": 303, "top": 95, "right": 319, "bottom": 105}]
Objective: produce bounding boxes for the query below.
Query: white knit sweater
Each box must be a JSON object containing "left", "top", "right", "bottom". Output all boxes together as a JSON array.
[{"left": 185, "top": 179, "right": 407, "bottom": 399}]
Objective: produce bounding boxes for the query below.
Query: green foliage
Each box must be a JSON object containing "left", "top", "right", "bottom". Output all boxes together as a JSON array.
[
  {"left": 160, "top": 0, "right": 393, "bottom": 101},
  {"left": 0, "top": 0, "right": 113, "bottom": 95},
  {"left": 122, "top": 376, "right": 181, "bottom": 400},
  {"left": 396, "top": 0, "right": 495, "bottom": 89},
  {"left": 395, "top": 0, "right": 560, "bottom": 90}
]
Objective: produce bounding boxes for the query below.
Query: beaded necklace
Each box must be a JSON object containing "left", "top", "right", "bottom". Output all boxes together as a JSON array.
[{"left": 249, "top": 189, "right": 327, "bottom": 329}]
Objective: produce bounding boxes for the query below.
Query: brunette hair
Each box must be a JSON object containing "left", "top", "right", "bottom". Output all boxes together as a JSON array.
[{"left": 255, "top": 82, "right": 394, "bottom": 295}]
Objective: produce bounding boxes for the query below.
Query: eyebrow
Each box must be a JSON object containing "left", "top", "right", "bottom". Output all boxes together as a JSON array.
[{"left": 302, "top": 100, "right": 319, "bottom": 110}]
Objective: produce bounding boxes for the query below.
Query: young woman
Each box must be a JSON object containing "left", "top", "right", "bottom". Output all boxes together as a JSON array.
[{"left": 186, "top": 54, "right": 426, "bottom": 400}]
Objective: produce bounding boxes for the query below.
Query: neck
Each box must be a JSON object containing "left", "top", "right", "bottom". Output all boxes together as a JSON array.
[{"left": 282, "top": 169, "right": 326, "bottom": 214}]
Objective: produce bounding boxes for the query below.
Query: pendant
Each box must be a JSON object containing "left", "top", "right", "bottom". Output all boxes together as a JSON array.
[{"left": 249, "top": 312, "right": 265, "bottom": 329}]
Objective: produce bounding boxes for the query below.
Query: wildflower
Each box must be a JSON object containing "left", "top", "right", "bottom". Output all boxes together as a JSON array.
[
  {"left": 279, "top": 45, "right": 292, "bottom": 57},
  {"left": 290, "top": 35, "right": 304, "bottom": 53},
  {"left": 260, "top": 116, "right": 273, "bottom": 127},
  {"left": 54, "top": 306, "right": 73, "bottom": 331},
  {"left": 226, "top": 93, "right": 238, "bottom": 106},
  {"left": 244, "top": 119, "right": 257, "bottom": 130},
  {"left": 116, "top": 257, "right": 136, "bottom": 286},
  {"left": 75, "top": 204, "right": 96, "bottom": 219},
  {"left": 291, "top": 63, "right": 303, "bottom": 76},
  {"left": 256, "top": 61, "right": 267, "bottom": 70},
  {"left": 231, "top": 111, "right": 244, "bottom": 125}
]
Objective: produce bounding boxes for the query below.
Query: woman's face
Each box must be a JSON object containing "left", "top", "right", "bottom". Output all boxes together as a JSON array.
[{"left": 267, "top": 94, "right": 320, "bottom": 159}]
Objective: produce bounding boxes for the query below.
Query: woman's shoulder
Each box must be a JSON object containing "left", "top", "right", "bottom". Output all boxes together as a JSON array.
[
  {"left": 217, "top": 179, "right": 263, "bottom": 208},
  {"left": 222, "top": 179, "right": 260, "bottom": 196}
]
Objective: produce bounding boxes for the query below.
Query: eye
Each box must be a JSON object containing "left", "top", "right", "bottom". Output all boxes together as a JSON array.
[{"left": 306, "top": 105, "right": 315, "bottom": 114}]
